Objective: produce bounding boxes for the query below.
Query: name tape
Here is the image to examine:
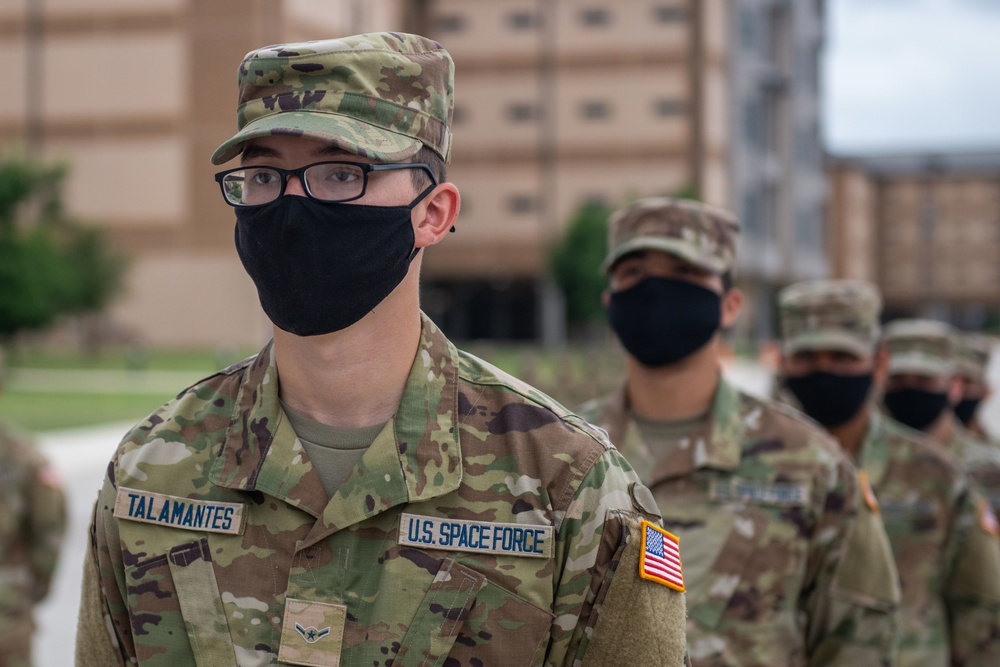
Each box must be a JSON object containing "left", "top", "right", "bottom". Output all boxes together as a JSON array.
[
  {"left": 398, "top": 513, "right": 553, "bottom": 559},
  {"left": 114, "top": 486, "right": 245, "bottom": 536},
  {"left": 710, "top": 480, "right": 810, "bottom": 507}
]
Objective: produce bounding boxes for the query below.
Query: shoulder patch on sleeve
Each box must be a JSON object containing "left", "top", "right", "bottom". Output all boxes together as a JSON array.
[
  {"left": 980, "top": 497, "right": 999, "bottom": 537},
  {"left": 859, "top": 470, "right": 880, "bottom": 514},
  {"left": 639, "top": 520, "right": 685, "bottom": 592}
]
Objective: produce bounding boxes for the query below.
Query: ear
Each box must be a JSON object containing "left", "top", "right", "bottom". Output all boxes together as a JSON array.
[
  {"left": 720, "top": 287, "right": 743, "bottom": 329},
  {"left": 873, "top": 345, "right": 890, "bottom": 392},
  {"left": 601, "top": 289, "right": 611, "bottom": 309},
  {"left": 412, "top": 183, "right": 460, "bottom": 249}
]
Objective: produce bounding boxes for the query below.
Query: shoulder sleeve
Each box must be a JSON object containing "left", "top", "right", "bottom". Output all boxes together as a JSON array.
[
  {"left": 545, "top": 448, "right": 687, "bottom": 667},
  {"left": 23, "top": 444, "right": 67, "bottom": 601},
  {"left": 76, "top": 471, "right": 133, "bottom": 664},
  {"left": 802, "top": 456, "right": 901, "bottom": 665},
  {"left": 943, "top": 484, "right": 1000, "bottom": 664}
]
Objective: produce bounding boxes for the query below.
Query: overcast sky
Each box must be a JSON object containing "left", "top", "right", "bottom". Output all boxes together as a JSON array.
[{"left": 823, "top": 0, "right": 1000, "bottom": 155}]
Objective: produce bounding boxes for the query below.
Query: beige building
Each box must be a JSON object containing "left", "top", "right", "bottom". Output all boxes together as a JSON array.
[
  {"left": 828, "top": 153, "right": 1000, "bottom": 328},
  {"left": 1, "top": 0, "right": 827, "bottom": 346}
]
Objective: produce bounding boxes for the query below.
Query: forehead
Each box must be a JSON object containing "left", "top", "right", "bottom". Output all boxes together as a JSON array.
[{"left": 241, "top": 135, "right": 371, "bottom": 163}]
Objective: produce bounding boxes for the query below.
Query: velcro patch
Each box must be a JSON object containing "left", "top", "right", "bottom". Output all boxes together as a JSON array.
[
  {"left": 709, "top": 479, "right": 810, "bottom": 506},
  {"left": 114, "top": 486, "right": 245, "bottom": 535},
  {"left": 859, "top": 470, "right": 880, "bottom": 514},
  {"left": 980, "top": 497, "right": 999, "bottom": 537},
  {"left": 398, "top": 513, "right": 553, "bottom": 559},
  {"left": 639, "top": 521, "right": 685, "bottom": 592},
  {"left": 279, "top": 598, "right": 346, "bottom": 667}
]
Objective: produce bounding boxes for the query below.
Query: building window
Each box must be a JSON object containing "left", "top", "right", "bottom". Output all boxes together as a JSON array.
[
  {"left": 580, "top": 9, "right": 609, "bottom": 26},
  {"left": 654, "top": 99, "right": 686, "bottom": 116},
  {"left": 581, "top": 101, "right": 610, "bottom": 120},
  {"left": 508, "top": 195, "right": 538, "bottom": 214},
  {"left": 507, "top": 103, "right": 538, "bottom": 122},
  {"left": 508, "top": 11, "right": 537, "bottom": 30},
  {"left": 654, "top": 6, "right": 687, "bottom": 22},
  {"left": 436, "top": 15, "right": 465, "bottom": 33}
]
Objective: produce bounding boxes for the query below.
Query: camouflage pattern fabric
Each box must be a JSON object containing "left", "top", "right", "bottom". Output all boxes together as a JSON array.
[
  {"left": 599, "top": 196, "right": 740, "bottom": 275},
  {"left": 859, "top": 409, "right": 1000, "bottom": 666},
  {"left": 947, "top": 420, "right": 1000, "bottom": 516},
  {"left": 882, "top": 320, "right": 956, "bottom": 379},
  {"left": 212, "top": 33, "right": 454, "bottom": 165},
  {"left": 955, "top": 333, "right": 994, "bottom": 383},
  {"left": 0, "top": 422, "right": 67, "bottom": 661},
  {"left": 778, "top": 279, "right": 882, "bottom": 359},
  {"left": 79, "top": 314, "right": 686, "bottom": 666},
  {"left": 578, "top": 377, "right": 901, "bottom": 666}
]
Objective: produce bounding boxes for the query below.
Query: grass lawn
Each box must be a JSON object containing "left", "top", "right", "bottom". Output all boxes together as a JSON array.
[{"left": 0, "top": 390, "right": 170, "bottom": 433}]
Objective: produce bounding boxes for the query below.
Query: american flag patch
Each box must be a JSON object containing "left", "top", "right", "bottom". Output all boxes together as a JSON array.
[{"left": 639, "top": 520, "right": 685, "bottom": 592}]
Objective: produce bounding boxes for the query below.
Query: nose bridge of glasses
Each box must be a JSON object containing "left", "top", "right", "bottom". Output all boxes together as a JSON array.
[{"left": 283, "top": 167, "right": 309, "bottom": 196}]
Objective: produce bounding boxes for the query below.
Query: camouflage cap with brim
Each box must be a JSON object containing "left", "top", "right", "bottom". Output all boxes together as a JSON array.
[
  {"left": 601, "top": 197, "right": 740, "bottom": 275},
  {"left": 778, "top": 279, "right": 882, "bottom": 359},
  {"left": 955, "top": 332, "right": 995, "bottom": 382},
  {"left": 212, "top": 33, "right": 454, "bottom": 166},
  {"left": 882, "top": 319, "right": 955, "bottom": 379}
]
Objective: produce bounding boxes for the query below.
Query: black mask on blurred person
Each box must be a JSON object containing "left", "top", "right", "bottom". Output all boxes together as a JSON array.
[
  {"left": 234, "top": 196, "right": 422, "bottom": 336},
  {"left": 607, "top": 277, "right": 722, "bottom": 367},
  {"left": 883, "top": 388, "right": 950, "bottom": 432},
  {"left": 783, "top": 371, "right": 874, "bottom": 428},
  {"left": 954, "top": 397, "right": 982, "bottom": 427}
]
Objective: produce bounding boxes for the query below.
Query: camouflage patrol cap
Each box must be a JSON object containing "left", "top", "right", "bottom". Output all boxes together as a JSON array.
[
  {"left": 600, "top": 197, "right": 740, "bottom": 275},
  {"left": 778, "top": 279, "right": 882, "bottom": 359},
  {"left": 955, "top": 332, "right": 995, "bottom": 382},
  {"left": 882, "top": 319, "right": 956, "bottom": 379},
  {"left": 211, "top": 33, "right": 454, "bottom": 166}
]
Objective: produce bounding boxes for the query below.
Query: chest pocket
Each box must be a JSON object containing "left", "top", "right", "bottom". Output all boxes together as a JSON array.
[
  {"left": 393, "top": 557, "right": 554, "bottom": 667},
  {"left": 672, "top": 479, "right": 812, "bottom": 634},
  {"left": 125, "top": 538, "right": 237, "bottom": 667}
]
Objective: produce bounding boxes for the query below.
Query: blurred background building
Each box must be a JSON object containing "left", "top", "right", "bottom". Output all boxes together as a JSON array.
[
  {"left": 828, "top": 151, "right": 1000, "bottom": 329},
  {"left": 0, "top": 0, "right": 893, "bottom": 347}
]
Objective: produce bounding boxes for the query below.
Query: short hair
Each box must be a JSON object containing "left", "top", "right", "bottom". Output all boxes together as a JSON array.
[
  {"left": 722, "top": 271, "right": 734, "bottom": 292},
  {"left": 411, "top": 145, "right": 447, "bottom": 190}
]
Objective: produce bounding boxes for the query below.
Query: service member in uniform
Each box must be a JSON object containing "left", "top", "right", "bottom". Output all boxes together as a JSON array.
[
  {"left": 777, "top": 279, "right": 1000, "bottom": 666},
  {"left": 0, "top": 357, "right": 67, "bottom": 667},
  {"left": 882, "top": 320, "right": 1000, "bottom": 514},
  {"left": 954, "top": 332, "right": 997, "bottom": 444},
  {"left": 578, "top": 197, "right": 900, "bottom": 666},
  {"left": 74, "top": 33, "right": 687, "bottom": 667}
]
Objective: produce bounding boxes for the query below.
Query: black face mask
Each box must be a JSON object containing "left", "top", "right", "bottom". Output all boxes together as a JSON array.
[
  {"left": 954, "top": 397, "right": 982, "bottom": 427},
  {"left": 783, "top": 371, "right": 873, "bottom": 428},
  {"left": 234, "top": 194, "right": 426, "bottom": 336},
  {"left": 607, "top": 277, "right": 722, "bottom": 368},
  {"left": 883, "top": 388, "right": 950, "bottom": 432}
]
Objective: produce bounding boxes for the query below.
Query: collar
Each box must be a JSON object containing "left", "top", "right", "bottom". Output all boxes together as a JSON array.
[
  {"left": 601, "top": 374, "right": 746, "bottom": 486},
  {"left": 209, "top": 313, "right": 462, "bottom": 542}
]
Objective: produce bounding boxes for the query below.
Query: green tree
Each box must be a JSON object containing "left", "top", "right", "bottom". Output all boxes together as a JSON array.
[
  {"left": 549, "top": 201, "right": 611, "bottom": 326},
  {"left": 0, "top": 154, "right": 126, "bottom": 339}
]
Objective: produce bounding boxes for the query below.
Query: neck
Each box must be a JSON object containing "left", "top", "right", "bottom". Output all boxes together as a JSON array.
[
  {"left": 273, "top": 275, "right": 422, "bottom": 428},
  {"left": 625, "top": 339, "right": 721, "bottom": 421},
  {"left": 828, "top": 404, "right": 872, "bottom": 462},
  {"left": 924, "top": 411, "right": 955, "bottom": 446}
]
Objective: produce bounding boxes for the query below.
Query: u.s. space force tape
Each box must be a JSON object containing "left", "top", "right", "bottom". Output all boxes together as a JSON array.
[{"left": 398, "top": 513, "right": 553, "bottom": 559}]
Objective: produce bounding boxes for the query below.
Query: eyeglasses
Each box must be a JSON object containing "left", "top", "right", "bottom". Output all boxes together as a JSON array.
[{"left": 213, "top": 160, "right": 438, "bottom": 208}]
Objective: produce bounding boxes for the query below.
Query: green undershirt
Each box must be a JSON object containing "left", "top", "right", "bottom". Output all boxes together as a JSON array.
[{"left": 281, "top": 401, "right": 388, "bottom": 498}]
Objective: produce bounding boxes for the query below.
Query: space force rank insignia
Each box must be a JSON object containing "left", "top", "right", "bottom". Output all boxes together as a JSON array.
[
  {"left": 398, "top": 513, "right": 553, "bottom": 559},
  {"left": 114, "top": 487, "right": 246, "bottom": 535},
  {"left": 640, "top": 520, "right": 685, "bottom": 592}
]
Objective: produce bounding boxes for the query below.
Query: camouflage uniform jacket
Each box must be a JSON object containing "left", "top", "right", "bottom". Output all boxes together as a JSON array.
[
  {"left": 579, "top": 376, "right": 901, "bottom": 666},
  {"left": 858, "top": 410, "right": 1000, "bottom": 666},
  {"left": 82, "top": 315, "right": 685, "bottom": 667},
  {"left": 947, "top": 420, "right": 1000, "bottom": 515},
  {"left": 0, "top": 422, "right": 67, "bottom": 643}
]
